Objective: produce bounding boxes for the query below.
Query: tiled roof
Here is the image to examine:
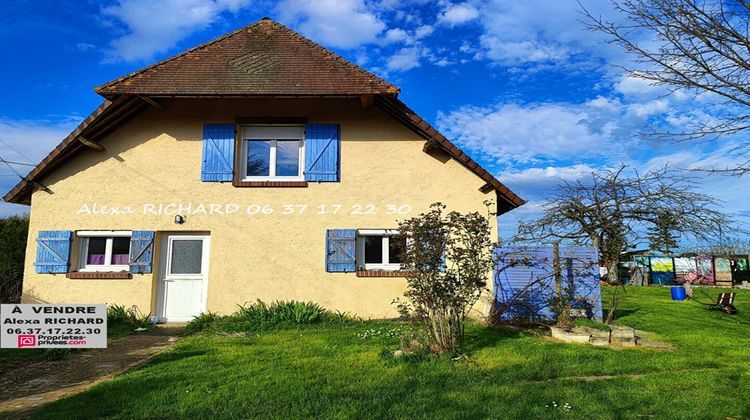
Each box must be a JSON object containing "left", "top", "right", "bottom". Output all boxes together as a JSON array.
[
  {"left": 4, "top": 18, "right": 524, "bottom": 213},
  {"left": 95, "top": 18, "right": 399, "bottom": 97}
]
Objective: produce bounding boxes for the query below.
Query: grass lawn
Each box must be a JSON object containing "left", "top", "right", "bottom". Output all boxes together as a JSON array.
[{"left": 24, "top": 287, "right": 750, "bottom": 418}]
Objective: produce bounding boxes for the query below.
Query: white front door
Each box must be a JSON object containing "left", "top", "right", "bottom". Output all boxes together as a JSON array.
[{"left": 158, "top": 234, "right": 210, "bottom": 322}]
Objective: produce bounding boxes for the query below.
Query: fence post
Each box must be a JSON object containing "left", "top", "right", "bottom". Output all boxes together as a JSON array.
[{"left": 553, "top": 241, "right": 562, "bottom": 298}]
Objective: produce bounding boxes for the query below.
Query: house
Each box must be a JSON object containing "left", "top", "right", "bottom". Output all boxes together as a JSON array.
[{"left": 3, "top": 18, "right": 524, "bottom": 321}]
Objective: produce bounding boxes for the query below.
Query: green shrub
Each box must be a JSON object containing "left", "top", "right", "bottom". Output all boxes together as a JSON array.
[
  {"left": 0, "top": 215, "right": 29, "bottom": 304},
  {"left": 236, "top": 300, "right": 274, "bottom": 323},
  {"left": 184, "top": 300, "right": 355, "bottom": 335},
  {"left": 107, "top": 304, "right": 129, "bottom": 324},
  {"left": 184, "top": 312, "right": 222, "bottom": 335},
  {"left": 236, "top": 300, "right": 326, "bottom": 325},
  {"left": 270, "top": 300, "right": 325, "bottom": 324},
  {"left": 107, "top": 304, "right": 151, "bottom": 330},
  {"left": 324, "top": 310, "right": 358, "bottom": 324}
]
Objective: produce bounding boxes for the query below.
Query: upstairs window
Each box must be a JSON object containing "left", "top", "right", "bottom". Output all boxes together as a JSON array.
[
  {"left": 242, "top": 126, "right": 304, "bottom": 181},
  {"left": 357, "top": 229, "right": 406, "bottom": 271},
  {"left": 77, "top": 231, "right": 131, "bottom": 272}
]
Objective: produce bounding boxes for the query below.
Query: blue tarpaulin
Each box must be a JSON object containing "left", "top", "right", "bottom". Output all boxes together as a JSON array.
[{"left": 494, "top": 247, "right": 603, "bottom": 322}]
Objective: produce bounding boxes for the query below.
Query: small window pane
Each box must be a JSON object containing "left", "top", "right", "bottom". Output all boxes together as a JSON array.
[
  {"left": 247, "top": 140, "right": 271, "bottom": 177},
  {"left": 170, "top": 240, "right": 203, "bottom": 274},
  {"left": 276, "top": 140, "right": 300, "bottom": 176},
  {"left": 111, "top": 237, "right": 131, "bottom": 265},
  {"left": 86, "top": 237, "right": 106, "bottom": 265},
  {"left": 389, "top": 236, "right": 406, "bottom": 264},
  {"left": 364, "top": 236, "right": 383, "bottom": 264}
]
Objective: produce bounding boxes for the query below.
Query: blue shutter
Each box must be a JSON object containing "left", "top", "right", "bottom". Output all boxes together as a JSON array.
[
  {"left": 305, "top": 124, "right": 340, "bottom": 182},
  {"left": 129, "top": 231, "right": 155, "bottom": 274},
  {"left": 326, "top": 229, "right": 356, "bottom": 272},
  {"left": 201, "top": 123, "right": 235, "bottom": 182},
  {"left": 34, "top": 230, "right": 72, "bottom": 274}
]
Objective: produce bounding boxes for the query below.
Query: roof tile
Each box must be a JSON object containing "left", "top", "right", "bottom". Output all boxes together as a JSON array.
[{"left": 95, "top": 20, "right": 398, "bottom": 97}]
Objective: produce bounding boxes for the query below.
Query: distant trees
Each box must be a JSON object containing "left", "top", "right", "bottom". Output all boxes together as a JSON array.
[
  {"left": 0, "top": 215, "right": 29, "bottom": 303},
  {"left": 583, "top": 0, "right": 750, "bottom": 175},
  {"left": 515, "top": 165, "right": 733, "bottom": 284},
  {"left": 647, "top": 211, "right": 680, "bottom": 254},
  {"left": 684, "top": 236, "right": 750, "bottom": 257}
]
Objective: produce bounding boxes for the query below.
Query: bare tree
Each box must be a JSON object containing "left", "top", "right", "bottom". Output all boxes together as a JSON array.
[
  {"left": 683, "top": 236, "right": 750, "bottom": 256},
  {"left": 582, "top": 0, "right": 750, "bottom": 174},
  {"left": 514, "top": 165, "right": 733, "bottom": 284}
]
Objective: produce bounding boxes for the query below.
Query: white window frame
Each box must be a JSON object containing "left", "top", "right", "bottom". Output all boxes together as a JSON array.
[
  {"left": 241, "top": 125, "right": 305, "bottom": 181},
  {"left": 77, "top": 230, "right": 132, "bottom": 273},
  {"left": 357, "top": 229, "right": 404, "bottom": 271}
]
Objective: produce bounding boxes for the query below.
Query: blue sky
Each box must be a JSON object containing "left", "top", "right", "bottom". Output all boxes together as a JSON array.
[{"left": 0, "top": 0, "right": 748, "bottom": 240}]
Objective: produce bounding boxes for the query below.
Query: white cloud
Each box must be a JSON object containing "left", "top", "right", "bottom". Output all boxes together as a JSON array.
[
  {"left": 637, "top": 145, "right": 750, "bottom": 224},
  {"left": 614, "top": 75, "right": 662, "bottom": 98},
  {"left": 75, "top": 42, "right": 96, "bottom": 52},
  {"left": 102, "top": 0, "right": 250, "bottom": 62},
  {"left": 435, "top": 90, "right": 727, "bottom": 169},
  {"left": 458, "top": 41, "right": 475, "bottom": 53},
  {"left": 438, "top": 3, "right": 479, "bottom": 26},
  {"left": 499, "top": 164, "right": 598, "bottom": 199},
  {"left": 433, "top": 57, "right": 452, "bottom": 67},
  {"left": 387, "top": 47, "right": 422, "bottom": 71},
  {"left": 626, "top": 99, "right": 669, "bottom": 118},
  {"left": 382, "top": 24, "right": 433, "bottom": 47},
  {"left": 414, "top": 25, "right": 434, "bottom": 39},
  {"left": 436, "top": 99, "right": 624, "bottom": 165},
  {"left": 276, "top": 0, "right": 386, "bottom": 49},
  {"left": 501, "top": 164, "right": 597, "bottom": 186},
  {"left": 479, "top": 38, "right": 569, "bottom": 65},
  {"left": 383, "top": 28, "right": 409, "bottom": 44},
  {"left": 470, "top": 0, "right": 631, "bottom": 67}
]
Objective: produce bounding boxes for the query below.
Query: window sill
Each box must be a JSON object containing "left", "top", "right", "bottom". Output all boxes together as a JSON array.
[
  {"left": 232, "top": 180, "right": 308, "bottom": 188},
  {"left": 66, "top": 272, "right": 132, "bottom": 280},
  {"left": 356, "top": 270, "right": 412, "bottom": 278}
]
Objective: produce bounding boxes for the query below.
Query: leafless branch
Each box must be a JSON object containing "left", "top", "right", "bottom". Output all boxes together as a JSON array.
[
  {"left": 581, "top": 0, "right": 750, "bottom": 174},
  {"left": 514, "top": 164, "right": 735, "bottom": 284}
]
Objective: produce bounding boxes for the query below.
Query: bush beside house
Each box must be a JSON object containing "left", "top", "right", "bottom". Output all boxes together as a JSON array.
[{"left": 0, "top": 215, "right": 29, "bottom": 303}]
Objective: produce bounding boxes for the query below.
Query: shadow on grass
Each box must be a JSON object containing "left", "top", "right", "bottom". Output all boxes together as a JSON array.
[
  {"left": 462, "top": 326, "right": 524, "bottom": 354},
  {"left": 609, "top": 308, "right": 640, "bottom": 319},
  {"left": 139, "top": 349, "right": 211, "bottom": 368}
]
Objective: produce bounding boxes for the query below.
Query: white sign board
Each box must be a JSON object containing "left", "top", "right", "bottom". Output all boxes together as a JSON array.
[{"left": 1, "top": 304, "right": 107, "bottom": 349}]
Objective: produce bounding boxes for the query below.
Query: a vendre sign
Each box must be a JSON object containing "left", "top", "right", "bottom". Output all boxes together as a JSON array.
[{"left": 1, "top": 304, "right": 107, "bottom": 349}]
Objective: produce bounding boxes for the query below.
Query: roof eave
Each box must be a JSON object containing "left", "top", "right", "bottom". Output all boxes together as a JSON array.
[
  {"left": 3, "top": 95, "right": 151, "bottom": 205},
  {"left": 95, "top": 92, "right": 400, "bottom": 100},
  {"left": 374, "top": 95, "right": 525, "bottom": 214}
]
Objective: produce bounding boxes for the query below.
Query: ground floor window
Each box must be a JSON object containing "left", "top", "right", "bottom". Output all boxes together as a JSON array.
[
  {"left": 357, "top": 229, "right": 406, "bottom": 271},
  {"left": 77, "top": 231, "right": 131, "bottom": 272}
]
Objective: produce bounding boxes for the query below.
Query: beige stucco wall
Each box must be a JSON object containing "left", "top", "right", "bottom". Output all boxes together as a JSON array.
[{"left": 22, "top": 98, "right": 498, "bottom": 319}]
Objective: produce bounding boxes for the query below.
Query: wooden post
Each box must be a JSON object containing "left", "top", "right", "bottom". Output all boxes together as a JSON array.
[
  {"left": 138, "top": 95, "right": 163, "bottom": 109},
  {"left": 553, "top": 241, "right": 562, "bottom": 299},
  {"left": 553, "top": 241, "right": 572, "bottom": 327},
  {"left": 78, "top": 137, "right": 105, "bottom": 152},
  {"left": 360, "top": 94, "right": 374, "bottom": 109}
]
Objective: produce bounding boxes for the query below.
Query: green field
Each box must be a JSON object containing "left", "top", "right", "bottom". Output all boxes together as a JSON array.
[{"left": 20, "top": 287, "right": 750, "bottom": 418}]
